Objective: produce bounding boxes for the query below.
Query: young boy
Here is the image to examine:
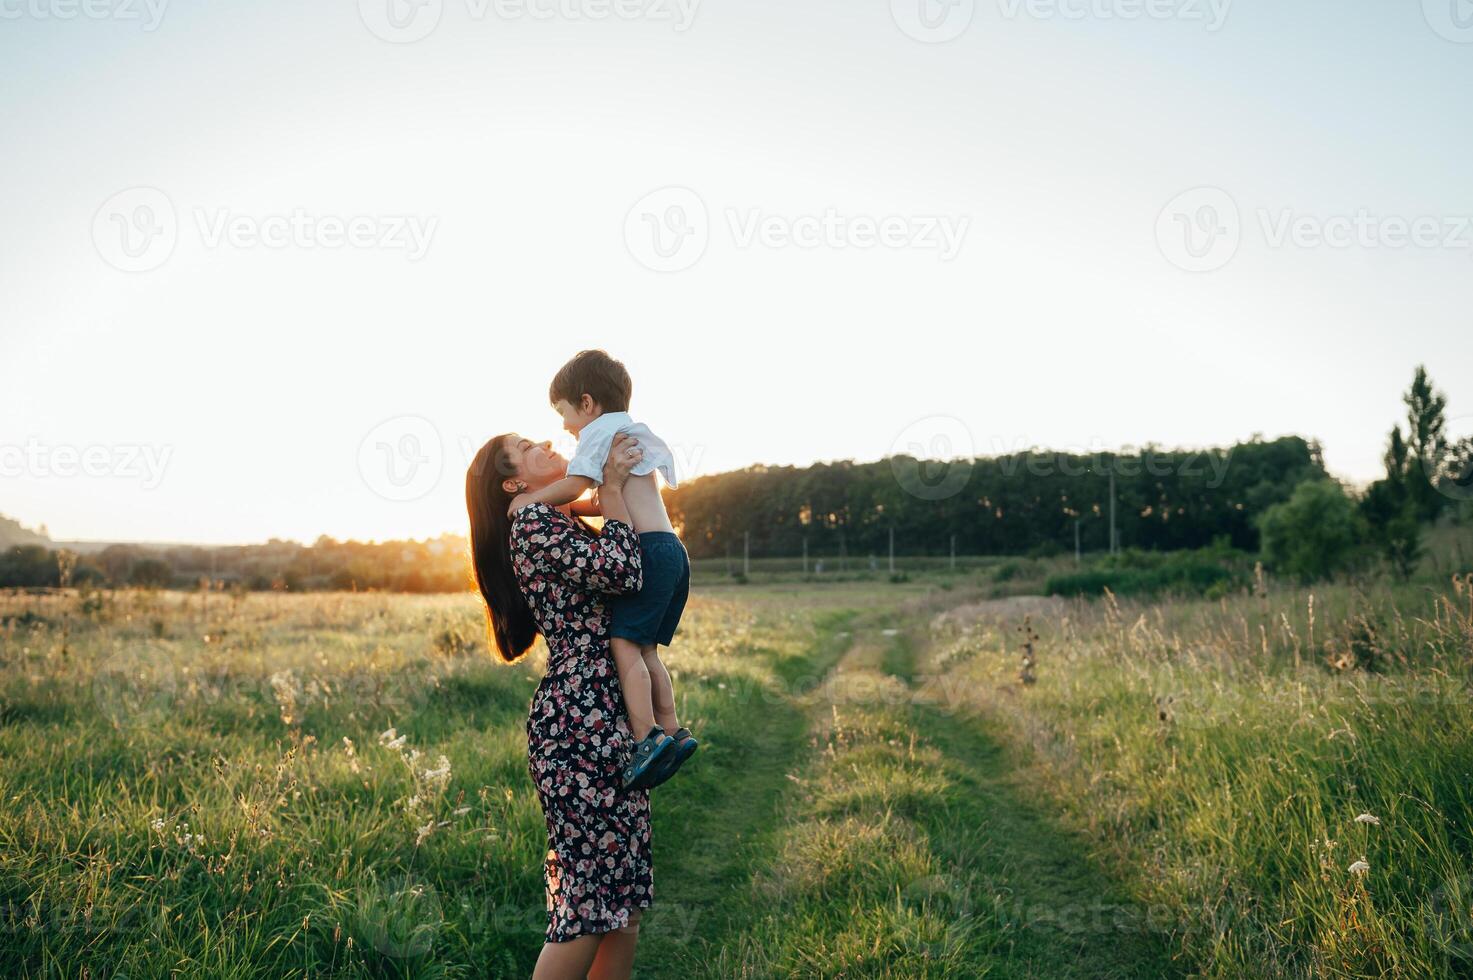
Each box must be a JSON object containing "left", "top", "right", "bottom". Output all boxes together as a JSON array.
[{"left": 523, "top": 349, "right": 697, "bottom": 791}]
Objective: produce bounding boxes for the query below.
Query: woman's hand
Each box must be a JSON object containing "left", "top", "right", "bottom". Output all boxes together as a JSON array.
[{"left": 602, "top": 433, "right": 643, "bottom": 491}]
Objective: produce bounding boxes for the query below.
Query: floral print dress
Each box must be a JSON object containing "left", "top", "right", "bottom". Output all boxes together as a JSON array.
[{"left": 510, "top": 502, "right": 652, "bottom": 943}]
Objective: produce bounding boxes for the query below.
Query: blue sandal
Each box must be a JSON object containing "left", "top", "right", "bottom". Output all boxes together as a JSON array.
[
  {"left": 645, "top": 727, "right": 699, "bottom": 789},
  {"left": 622, "top": 725, "right": 674, "bottom": 791}
]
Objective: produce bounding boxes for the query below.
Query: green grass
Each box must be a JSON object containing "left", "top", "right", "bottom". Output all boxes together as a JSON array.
[
  {"left": 682, "top": 620, "right": 1183, "bottom": 979},
  {"left": 0, "top": 586, "right": 944, "bottom": 977},
  {"left": 689, "top": 554, "right": 1071, "bottom": 597},
  {"left": 922, "top": 580, "right": 1473, "bottom": 978},
  {"left": 2, "top": 574, "right": 1471, "bottom": 977}
]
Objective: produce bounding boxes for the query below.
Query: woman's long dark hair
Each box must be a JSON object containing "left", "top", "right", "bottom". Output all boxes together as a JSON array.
[{"left": 466, "top": 434, "right": 537, "bottom": 663}]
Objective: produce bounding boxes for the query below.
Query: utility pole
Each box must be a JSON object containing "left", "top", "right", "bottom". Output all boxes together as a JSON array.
[
  {"left": 888, "top": 527, "right": 895, "bottom": 575},
  {"left": 1109, "top": 470, "right": 1118, "bottom": 556},
  {"left": 949, "top": 533, "right": 956, "bottom": 571},
  {"left": 802, "top": 537, "right": 809, "bottom": 576},
  {"left": 743, "top": 530, "right": 750, "bottom": 578}
]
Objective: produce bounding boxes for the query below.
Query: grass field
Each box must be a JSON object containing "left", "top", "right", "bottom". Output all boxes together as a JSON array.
[{"left": 1, "top": 573, "right": 1471, "bottom": 977}]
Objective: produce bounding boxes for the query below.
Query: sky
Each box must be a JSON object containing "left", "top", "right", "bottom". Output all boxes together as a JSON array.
[{"left": 2, "top": 0, "right": 1471, "bottom": 545}]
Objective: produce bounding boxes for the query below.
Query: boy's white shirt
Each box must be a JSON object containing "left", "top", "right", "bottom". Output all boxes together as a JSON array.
[{"left": 566, "top": 411, "right": 679, "bottom": 489}]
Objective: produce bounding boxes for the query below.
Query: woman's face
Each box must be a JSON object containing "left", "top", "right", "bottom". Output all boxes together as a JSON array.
[{"left": 500, "top": 434, "right": 567, "bottom": 493}]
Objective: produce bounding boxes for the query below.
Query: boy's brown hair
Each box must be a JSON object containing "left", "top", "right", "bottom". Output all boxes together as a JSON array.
[{"left": 549, "top": 350, "right": 632, "bottom": 414}]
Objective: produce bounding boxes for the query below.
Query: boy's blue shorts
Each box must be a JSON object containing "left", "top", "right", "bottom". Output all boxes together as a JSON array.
[{"left": 610, "top": 532, "right": 690, "bottom": 647}]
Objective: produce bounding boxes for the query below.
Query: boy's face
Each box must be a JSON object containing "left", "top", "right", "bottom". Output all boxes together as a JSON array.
[{"left": 552, "top": 394, "right": 601, "bottom": 435}]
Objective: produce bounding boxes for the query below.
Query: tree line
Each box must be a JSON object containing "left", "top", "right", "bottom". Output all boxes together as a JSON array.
[
  {"left": 0, "top": 534, "right": 469, "bottom": 593},
  {"left": 1258, "top": 366, "right": 1472, "bottom": 583},
  {"left": 664, "top": 435, "right": 1325, "bottom": 561},
  {"left": 3, "top": 366, "right": 1466, "bottom": 592}
]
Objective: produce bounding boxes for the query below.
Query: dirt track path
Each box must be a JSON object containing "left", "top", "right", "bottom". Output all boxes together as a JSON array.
[{"left": 643, "top": 598, "right": 1182, "bottom": 978}]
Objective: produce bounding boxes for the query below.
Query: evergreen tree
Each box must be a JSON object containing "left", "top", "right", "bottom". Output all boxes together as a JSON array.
[
  {"left": 1403, "top": 365, "right": 1449, "bottom": 521},
  {"left": 1359, "top": 426, "right": 1423, "bottom": 580}
]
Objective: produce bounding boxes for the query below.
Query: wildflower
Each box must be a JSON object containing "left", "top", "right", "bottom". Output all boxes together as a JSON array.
[
  {"left": 415, "top": 820, "right": 436, "bottom": 846},
  {"left": 422, "top": 756, "right": 452, "bottom": 787},
  {"left": 1348, "top": 859, "right": 1370, "bottom": 875},
  {"left": 150, "top": 818, "right": 166, "bottom": 832},
  {"left": 453, "top": 806, "right": 471, "bottom": 817},
  {"left": 269, "top": 670, "right": 300, "bottom": 726},
  {"left": 1354, "top": 813, "right": 1380, "bottom": 826},
  {"left": 379, "top": 727, "right": 407, "bottom": 750}
]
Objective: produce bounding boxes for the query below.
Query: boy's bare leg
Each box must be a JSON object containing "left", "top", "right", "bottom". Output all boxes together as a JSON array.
[
  {"left": 612, "top": 637, "right": 657, "bottom": 739},
  {"left": 642, "top": 645, "right": 679, "bottom": 734}
]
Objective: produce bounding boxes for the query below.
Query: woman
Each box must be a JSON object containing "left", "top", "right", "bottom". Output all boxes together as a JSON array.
[{"left": 466, "top": 430, "right": 652, "bottom": 980}]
